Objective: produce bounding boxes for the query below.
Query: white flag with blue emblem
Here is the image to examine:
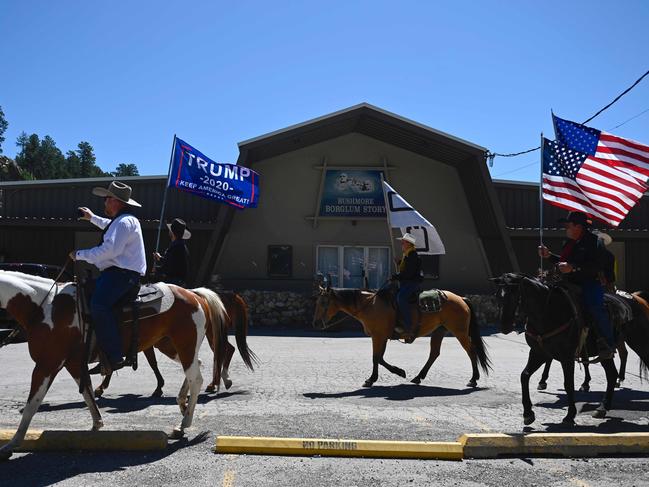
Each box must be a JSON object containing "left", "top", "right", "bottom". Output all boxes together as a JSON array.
[{"left": 382, "top": 181, "right": 445, "bottom": 255}]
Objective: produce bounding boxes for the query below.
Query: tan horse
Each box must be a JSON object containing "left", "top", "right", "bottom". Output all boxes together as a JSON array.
[
  {"left": 0, "top": 270, "right": 228, "bottom": 460},
  {"left": 313, "top": 284, "right": 491, "bottom": 388},
  {"left": 94, "top": 290, "right": 257, "bottom": 398}
]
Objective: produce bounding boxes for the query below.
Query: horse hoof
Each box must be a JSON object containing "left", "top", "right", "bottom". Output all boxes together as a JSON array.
[
  {"left": 466, "top": 380, "right": 477, "bottom": 388},
  {"left": 151, "top": 389, "right": 163, "bottom": 398},
  {"left": 169, "top": 428, "right": 185, "bottom": 440},
  {"left": 523, "top": 413, "right": 535, "bottom": 426},
  {"left": 410, "top": 377, "right": 421, "bottom": 385},
  {"left": 537, "top": 382, "right": 547, "bottom": 391},
  {"left": 616, "top": 380, "right": 623, "bottom": 388},
  {"left": 579, "top": 385, "right": 590, "bottom": 392},
  {"left": 224, "top": 379, "right": 233, "bottom": 390},
  {"left": 592, "top": 407, "right": 607, "bottom": 419},
  {"left": 92, "top": 420, "right": 104, "bottom": 431},
  {"left": 204, "top": 385, "right": 216, "bottom": 394},
  {"left": 362, "top": 381, "right": 374, "bottom": 388},
  {"left": 396, "top": 369, "right": 407, "bottom": 379},
  {"left": 94, "top": 388, "right": 104, "bottom": 398},
  {"left": 561, "top": 417, "right": 576, "bottom": 426}
]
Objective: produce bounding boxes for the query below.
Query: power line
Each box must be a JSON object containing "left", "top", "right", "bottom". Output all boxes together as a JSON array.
[{"left": 486, "top": 68, "right": 649, "bottom": 166}]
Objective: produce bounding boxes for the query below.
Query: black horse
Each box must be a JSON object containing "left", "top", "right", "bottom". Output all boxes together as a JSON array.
[{"left": 492, "top": 272, "right": 649, "bottom": 426}]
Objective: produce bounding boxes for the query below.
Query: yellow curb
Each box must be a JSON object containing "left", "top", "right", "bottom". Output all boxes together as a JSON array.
[
  {"left": 215, "top": 436, "right": 463, "bottom": 460},
  {"left": 0, "top": 430, "right": 168, "bottom": 452},
  {"left": 460, "top": 433, "right": 649, "bottom": 458}
]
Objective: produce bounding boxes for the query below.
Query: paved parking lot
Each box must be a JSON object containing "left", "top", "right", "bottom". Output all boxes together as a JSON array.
[{"left": 0, "top": 331, "right": 648, "bottom": 486}]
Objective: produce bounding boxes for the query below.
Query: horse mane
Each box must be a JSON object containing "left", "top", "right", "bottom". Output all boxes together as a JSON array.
[{"left": 331, "top": 288, "right": 362, "bottom": 307}]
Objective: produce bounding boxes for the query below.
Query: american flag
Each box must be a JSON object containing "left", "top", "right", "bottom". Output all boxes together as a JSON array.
[
  {"left": 542, "top": 137, "right": 647, "bottom": 227},
  {"left": 554, "top": 115, "right": 649, "bottom": 184}
]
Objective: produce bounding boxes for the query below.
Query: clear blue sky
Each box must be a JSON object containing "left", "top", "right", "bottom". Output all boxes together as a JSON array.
[{"left": 1, "top": 1, "right": 648, "bottom": 182}]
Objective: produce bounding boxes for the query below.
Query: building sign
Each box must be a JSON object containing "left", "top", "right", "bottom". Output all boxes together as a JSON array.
[{"left": 319, "top": 170, "right": 385, "bottom": 217}]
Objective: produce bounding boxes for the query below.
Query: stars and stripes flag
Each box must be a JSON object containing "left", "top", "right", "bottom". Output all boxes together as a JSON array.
[
  {"left": 542, "top": 137, "right": 647, "bottom": 227},
  {"left": 554, "top": 115, "right": 649, "bottom": 184}
]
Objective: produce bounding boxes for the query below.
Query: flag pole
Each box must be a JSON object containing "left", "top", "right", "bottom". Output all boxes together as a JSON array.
[
  {"left": 539, "top": 132, "right": 544, "bottom": 275},
  {"left": 380, "top": 173, "right": 398, "bottom": 272},
  {"left": 155, "top": 134, "right": 177, "bottom": 255}
]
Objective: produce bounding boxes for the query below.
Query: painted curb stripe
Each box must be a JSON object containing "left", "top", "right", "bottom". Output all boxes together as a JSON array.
[
  {"left": 460, "top": 433, "right": 649, "bottom": 458},
  {"left": 0, "top": 430, "right": 168, "bottom": 452},
  {"left": 215, "top": 436, "right": 463, "bottom": 460}
]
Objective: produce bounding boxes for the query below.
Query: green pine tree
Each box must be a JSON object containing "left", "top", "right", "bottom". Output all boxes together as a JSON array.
[{"left": 0, "top": 106, "right": 8, "bottom": 154}]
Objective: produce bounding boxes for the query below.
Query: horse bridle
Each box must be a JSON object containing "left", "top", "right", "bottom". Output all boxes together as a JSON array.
[{"left": 315, "top": 286, "right": 384, "bottom": 330}]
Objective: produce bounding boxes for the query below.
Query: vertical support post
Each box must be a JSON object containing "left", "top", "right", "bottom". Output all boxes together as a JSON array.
[
  {"left": 539, "top": 133, "right": 544, "bottom": 275},
  {"left": 155, "top": 135, "right": 177, "bottom": 254}
]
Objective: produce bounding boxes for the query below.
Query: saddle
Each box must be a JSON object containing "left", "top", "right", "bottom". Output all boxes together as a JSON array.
[{"left": 388, "top": 285, "right": 448, "bottom": 341}]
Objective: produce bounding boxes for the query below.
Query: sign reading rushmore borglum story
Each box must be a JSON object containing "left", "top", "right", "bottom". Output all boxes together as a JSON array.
[{"left": 319, "top": 170, "right": 386, "bottom": 217}]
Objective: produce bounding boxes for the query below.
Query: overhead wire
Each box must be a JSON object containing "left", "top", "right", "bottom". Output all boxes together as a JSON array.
[{"left": 486, "top": 68, "right": 649, "bottom": 167}]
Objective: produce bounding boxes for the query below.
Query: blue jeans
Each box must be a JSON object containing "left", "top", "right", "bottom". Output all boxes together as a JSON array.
[
  {"left": 581, "top": 280, "right": 615, "bottom": 347},
  {"left": 397, "top": 281, "right": 419, "bottom": 331},
  {"left": 91, "top": 268, "right": 140, "bottom": 363}
]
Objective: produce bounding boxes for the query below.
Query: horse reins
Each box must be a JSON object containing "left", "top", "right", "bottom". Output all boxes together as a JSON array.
[{"left": 317, "top": 287, "right": 382, "bottom": 330}]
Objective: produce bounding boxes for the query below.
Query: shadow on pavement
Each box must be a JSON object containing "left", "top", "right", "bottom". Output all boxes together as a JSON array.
[
  {"left": 38, "top": 390, "right": 249, "bottom": 414},
  {"left": 535, "top": 387, "right": 649, "bottom": 413},
  {"left": 303, "top": 383, "right": 486, "bottom": 401},
  {"left": 0, "top": 430, "right": 211, "bottom": 487}
]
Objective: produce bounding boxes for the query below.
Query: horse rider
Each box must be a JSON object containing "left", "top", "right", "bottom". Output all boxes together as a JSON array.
[
  {"left": 70, "top": 181, "right": 146, "bottom": 373},
  {"left": 537, "top": 211, "right": 616, "bottom": 358},
  {"left": 152, "top": 218, "right": 191, "bottom": 287},
  {"left": 392, "top": 232, "right": 423, "bottom": 343}
]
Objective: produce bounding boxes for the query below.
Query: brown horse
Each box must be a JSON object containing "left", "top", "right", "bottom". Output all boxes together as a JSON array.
[
  {"left": 0, "top": 270, "right": 228, "bottom": 460},
  {"left": 94, "top": 291, "right": 257, "bottom": 397},
  {"left": 313, "top": 284, "right": 491, "bottom": 388}
]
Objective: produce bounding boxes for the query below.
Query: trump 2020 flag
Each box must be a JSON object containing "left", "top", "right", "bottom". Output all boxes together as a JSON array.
[
  {"left": 382, "top": 181, "right": 445, "bottom": 255},
  {"left": 169, "top": 137, "right": 259, "bottom": 209}
]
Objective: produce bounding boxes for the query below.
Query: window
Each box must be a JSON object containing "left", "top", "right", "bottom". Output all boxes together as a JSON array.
[
  {"left": 267, "top": 245, "right": 292, "bottom": 277},
  {"left": 316, "top": 245, "right": 391, "bottom": 288}
]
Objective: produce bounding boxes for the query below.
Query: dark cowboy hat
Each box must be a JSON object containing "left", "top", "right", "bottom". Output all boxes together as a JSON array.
[
  {"left": 92, "top": 181, "right": 141, "bottom": 207},
  {"left": 167, "top": 218, "right": 191, "bottom": 239},
  {"left": 557, "top": 210, "right": 592, "bottom": 227}
]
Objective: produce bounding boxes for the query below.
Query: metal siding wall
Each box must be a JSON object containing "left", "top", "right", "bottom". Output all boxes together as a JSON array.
[
  {"left": 0, "top": 227, "right": 73, "bottom": 265},
  {"left": 625, "top": 240, "right": 649, "bottom": 292}
]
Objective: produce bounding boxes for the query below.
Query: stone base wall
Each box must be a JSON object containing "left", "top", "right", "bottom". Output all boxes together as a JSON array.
[{"left": 223, "top": 289, "right": 502, "bottom": 329}]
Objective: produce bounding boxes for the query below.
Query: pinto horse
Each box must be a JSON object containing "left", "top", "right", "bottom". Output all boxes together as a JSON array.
[
  {"left": 313, "top": 284, "right": 491, "bottom": 388},
  {"left": 94, "top": 290, "right": 257, "bottom": 398},
  {"left": 493, "top": 272, "right": 649, "bottom": 425},
  {"left": 0, "top": 270, "right": 228, "bottom": 460}
]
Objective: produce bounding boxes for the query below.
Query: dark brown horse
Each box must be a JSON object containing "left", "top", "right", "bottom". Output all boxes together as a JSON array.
[
  {"left": 94, "top": 291, "right": 257, "bottom": 397},
  {"left": 0, "top": 271, "right": 228, "bottom": 460},
  {"left": 313, "top": 284, "right": 491, "bottom": 388}
]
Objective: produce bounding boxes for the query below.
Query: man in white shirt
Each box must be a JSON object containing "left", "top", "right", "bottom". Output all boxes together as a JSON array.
[{"left": 70, "top": 181, "right": 146, "bottom": 373}]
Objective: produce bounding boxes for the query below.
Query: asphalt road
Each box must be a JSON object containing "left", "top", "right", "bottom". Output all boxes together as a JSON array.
[{"left": 0, "top": 331, "right": 648, "bottom": 486}]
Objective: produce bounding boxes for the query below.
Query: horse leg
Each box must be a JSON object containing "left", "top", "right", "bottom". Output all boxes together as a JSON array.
[
  {"left": 454, "top": 332, "right": 480, "bottom": 388},
  {"left": 521, "top": 349, "right": 547, "bottom": 425},
  {"left": 559, "top": 359, "right": 577, "bottom": 425},
  {"left": 67, "top": 362, "right": 104, "bottom": 431},
  {"left": 143, "top": 347, "right": 164, "bottom": 397},
  {"left": 411, "top": 327, "right": 445, "bottom": 385},
  {"left": 537, "top": 360, "right": 551, "bottom": 390},
  {"left": 206, "top": 340, "right": 234, "bottom": 393},
  {"left": 579, "top": 362, "right": 591, "bottom": 392},
  {"left": 364, "top": 335, "right": 390, "bottom": 387},
  {"left": 94, "top": 371, "right": 112, "bottom": 398},
  {"left": 0, "top": 364, "right": 61, "bottom": 460},
  {"left": 593, "top": 358, "right": 618, "bottom": 418},
  {"left": 616, "top": 341, "right": 628, "bottom": 387}
]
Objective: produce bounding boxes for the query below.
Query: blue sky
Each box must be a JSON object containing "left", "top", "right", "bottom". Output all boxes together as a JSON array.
[{"left": 1, "top": 1, "right": 648, "bottom": 181}]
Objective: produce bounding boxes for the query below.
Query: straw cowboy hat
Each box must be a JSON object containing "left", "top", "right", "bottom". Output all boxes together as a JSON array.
[
  {"left": 593, "top": 230, "right": 613, "bottom": 247},
  {"left": 92, "top": 181, "right": 142, "bottom": 207},
  {"left": 167, "top": 218, "right": 191, "bottom": 239},
  {"left": 396, "top": 232, "right": 417, "bottom": 245}
]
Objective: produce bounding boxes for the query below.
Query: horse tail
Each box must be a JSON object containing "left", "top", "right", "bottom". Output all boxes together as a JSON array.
[
  {"left": 232, "top": 293, "right": 258, "bottom": 371},
  {"left": 464, "top": 297, "right": 492, "bottom": 375},
  {"left": 192, "top": 287, "right": 228, "bottom": 383}
]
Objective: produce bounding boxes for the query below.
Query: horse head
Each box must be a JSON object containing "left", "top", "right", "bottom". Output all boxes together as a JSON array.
[
  {"left": 312, "top": 282, "right": 336, "bottom": 329},
  {"left": 490, "top": 272, "right": 526, "bottom": 334}
]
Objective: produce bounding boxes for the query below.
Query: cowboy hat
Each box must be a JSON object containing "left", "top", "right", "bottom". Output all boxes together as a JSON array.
[
  {"left": 167, "top": 218, "right": 191, "bottom": 239},
  {"left": 557, "top": 210, "right": 591, "bottom": 227},
  {"left": 396, "top": 233, "right": 417, "bottom": 245},
  {"left": 593, "top": 230, "right": 613, "bottom": 247},
  {"left": 92, "top": 181, "right": 141, "bottom": 207}
]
